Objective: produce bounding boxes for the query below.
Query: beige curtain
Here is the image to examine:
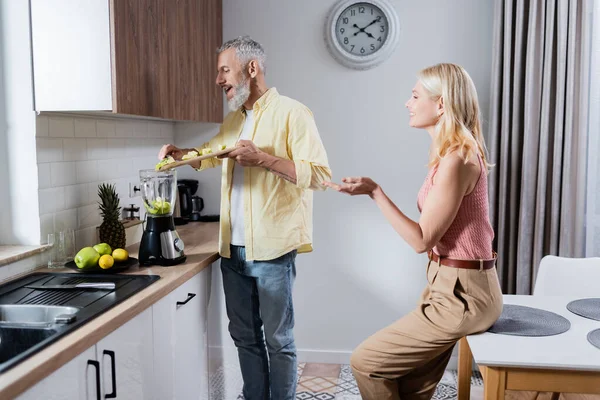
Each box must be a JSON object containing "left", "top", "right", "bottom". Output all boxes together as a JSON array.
[{"left": 488, "top": 0, "right": 592, "bottom": 294}]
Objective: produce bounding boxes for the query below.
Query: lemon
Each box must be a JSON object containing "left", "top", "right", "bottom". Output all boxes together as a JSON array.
[
  {"left": 99, "top": 255, "right": 114, "bottom": 269},
  {"left": 112, "top": 248, "right": 129, "bottom": 262}
]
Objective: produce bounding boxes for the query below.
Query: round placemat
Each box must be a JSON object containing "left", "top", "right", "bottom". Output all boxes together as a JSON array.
[
  {"left": 588, "top": 328, "right": 600, "bottom": 350},
  {"left": 487, "top": 304, "right": 571, "bottom": 336},
  {"left": 566, "top": 298, "right": 600, "bottom": 321}
]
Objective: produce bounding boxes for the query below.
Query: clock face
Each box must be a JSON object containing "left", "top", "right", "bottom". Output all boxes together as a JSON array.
[{"left": 334, "top": 2, "right": 389, "bottom": 57}]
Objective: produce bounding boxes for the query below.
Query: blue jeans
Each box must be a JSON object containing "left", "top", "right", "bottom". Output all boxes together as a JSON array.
[{"left": 221, "top": 245, "right": 298, "bottom": 400}]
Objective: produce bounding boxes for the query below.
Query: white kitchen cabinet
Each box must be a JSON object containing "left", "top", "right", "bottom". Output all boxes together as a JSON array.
[
  {"left": 13, "top": 267, "right": 211, "bottom": 400},
  {"left": 97, "top": 307, "right": 154, "bottom": 399},
  {"left": 30, "top": 0, "right": 113, "bottom": 112},
  {"left": 153, "top": 267, "right": 211, "bottom": 400},
  {"left": 17, "top": 345, "right": 99, "bottom": 400},
  {"left": 16, "top": 308, "right": 153, "bottom": 400},
  {"left": 29, "top": 0, "right": 223, "bottom": 122}
]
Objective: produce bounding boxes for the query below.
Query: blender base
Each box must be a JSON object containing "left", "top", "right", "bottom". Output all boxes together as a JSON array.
[{"left": 139, "top": 216, "right": 186, "bottom": 267}]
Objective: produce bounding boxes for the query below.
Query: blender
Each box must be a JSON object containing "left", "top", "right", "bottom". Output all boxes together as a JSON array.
[{"left": 138, "top": 169, "right": 186, "bottom": 266}]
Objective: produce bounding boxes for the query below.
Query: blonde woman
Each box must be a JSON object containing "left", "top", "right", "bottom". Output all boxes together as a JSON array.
[{"left": 324, "top": 63, "right": 503, "bottom": 399}]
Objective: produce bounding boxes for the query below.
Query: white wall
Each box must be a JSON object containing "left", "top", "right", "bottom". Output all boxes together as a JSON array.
[
  {"left": 36, "top": 114, "right": 175, "bottom": 250},
  {"left": 185, "top": 0, "right": 496, "bottom": 366},
  {"left": 0, "top": 0, "right": 40, "bottom": 245}
]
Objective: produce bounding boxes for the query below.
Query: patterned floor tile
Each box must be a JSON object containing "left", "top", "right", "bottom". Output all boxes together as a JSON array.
[
  {"left": 298, "top": 376, "right": 339, "bottom": 393},
  {"left": 217, "top": 364, "right": 483, "bottom": 399},
  {"left": 302, "top": 363, "right": 342, "bottom": 378}
]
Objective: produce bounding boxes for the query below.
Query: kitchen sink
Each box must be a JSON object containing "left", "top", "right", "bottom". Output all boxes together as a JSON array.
[
  {"left": 0, "top": 305, "right": 79, "bottom": 327},
  {"left": 0, "top": 327, "right": 58, "bottom": 364},
  {"left": 0, "top": 272, "right": 159, "bottom": 373}
]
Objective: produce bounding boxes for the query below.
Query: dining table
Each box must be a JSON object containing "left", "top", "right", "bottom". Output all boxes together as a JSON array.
[{"left": 457, "top": 295, "right": 600, "bottom": 400}]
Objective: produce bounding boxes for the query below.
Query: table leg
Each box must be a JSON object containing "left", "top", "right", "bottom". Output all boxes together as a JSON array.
[
  {"left": 458, "top": 337, "right": 472, "bottom": 400},
  {"left": 483, "top": 367, "right": 506, "bottom": 400}
]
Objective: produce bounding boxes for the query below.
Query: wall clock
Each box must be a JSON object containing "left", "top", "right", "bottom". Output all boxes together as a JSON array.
[{"left": 325, "top": 0, "right": 400, "bottom": 70}]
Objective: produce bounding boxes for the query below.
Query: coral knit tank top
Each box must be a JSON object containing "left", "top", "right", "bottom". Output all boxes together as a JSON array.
[{"left": 417, "top": 155, "right": 494, "bottom": 260}]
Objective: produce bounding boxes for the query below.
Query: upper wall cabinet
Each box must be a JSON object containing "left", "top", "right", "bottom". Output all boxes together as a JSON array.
[{"left": 30, "top": 0, "right": 223, "bottom": 123}]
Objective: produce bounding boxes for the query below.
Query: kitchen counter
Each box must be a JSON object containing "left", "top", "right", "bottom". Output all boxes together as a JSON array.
[{"left": 0, "top": 222, "right": 220, "bottom": 399}]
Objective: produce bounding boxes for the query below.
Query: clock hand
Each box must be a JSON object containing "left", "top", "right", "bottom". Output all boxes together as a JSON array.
[
  {"left": 353, "top": 21, "right": 378, "bottom": 39},
  {"left": 364, "top": 19, "right": 379, "bottom": 29}
]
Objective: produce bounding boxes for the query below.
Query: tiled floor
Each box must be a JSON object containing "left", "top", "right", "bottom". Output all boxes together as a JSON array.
[{"left": 210, "top": 362, "right": 483, "bottom": 400}]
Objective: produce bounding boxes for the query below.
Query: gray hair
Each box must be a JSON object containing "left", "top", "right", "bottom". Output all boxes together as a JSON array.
[{"left": 218, "top": 36, "right": 267, "bottom": 74}]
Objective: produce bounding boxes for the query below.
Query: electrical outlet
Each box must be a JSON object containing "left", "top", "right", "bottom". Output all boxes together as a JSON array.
[{"left": 129, "top": 182, "right": 141, "bottom": 198}]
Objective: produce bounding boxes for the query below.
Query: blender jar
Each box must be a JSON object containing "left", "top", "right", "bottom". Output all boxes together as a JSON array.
[{"left": 140, "top": 169, "right": 177, "bottom": 217}]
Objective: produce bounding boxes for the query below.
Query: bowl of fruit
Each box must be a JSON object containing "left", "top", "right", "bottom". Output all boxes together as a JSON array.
[{"left": 65, "top": 243, "right": 137, "bottom": 273}]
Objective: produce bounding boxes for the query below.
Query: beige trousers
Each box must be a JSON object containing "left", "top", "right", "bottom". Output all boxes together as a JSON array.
[{"left": 351, "top": 259, "right": 503, "bottom": 400}]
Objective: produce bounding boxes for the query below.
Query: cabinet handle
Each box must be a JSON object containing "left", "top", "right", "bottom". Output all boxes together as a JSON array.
[
  {"left": 176, "top": 292, "right": 196, "bottom": 307},
  {"left": 87, "top": 360, "right": 101, "bottom": 400},
  {"left": 103, "top": 350, "right": 117, "bottom": 398}
]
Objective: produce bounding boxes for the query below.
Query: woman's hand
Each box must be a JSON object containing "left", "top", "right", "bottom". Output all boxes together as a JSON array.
[{"left": 322, "top": 177, "right": 380, "bottom": 198}]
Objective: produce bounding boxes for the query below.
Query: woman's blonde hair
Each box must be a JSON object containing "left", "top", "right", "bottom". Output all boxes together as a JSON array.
[{"left": 418, "top": 63, "right": 492, "bottom": 170}]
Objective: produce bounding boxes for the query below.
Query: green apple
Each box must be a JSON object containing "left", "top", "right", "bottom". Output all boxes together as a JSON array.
[
  {"left": 74, "top": 247, "right": 100, "bottom": 269},
  {"left": 93, "top": 243, "right": 112, "bottom": 256}
]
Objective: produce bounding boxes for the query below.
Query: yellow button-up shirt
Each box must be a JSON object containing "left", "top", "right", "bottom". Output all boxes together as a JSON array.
[{"left": 196, "top": 88, "right": 332, "bottom": 261}]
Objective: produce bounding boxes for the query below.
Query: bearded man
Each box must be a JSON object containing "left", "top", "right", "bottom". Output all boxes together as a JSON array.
[{"left": 158, "top": 36, "right": 331, "bottom": 400}]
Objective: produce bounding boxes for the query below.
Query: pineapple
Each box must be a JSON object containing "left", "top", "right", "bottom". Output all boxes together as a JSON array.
[{"left": 97, "top": 183, "right": 126, "bottom": 249}]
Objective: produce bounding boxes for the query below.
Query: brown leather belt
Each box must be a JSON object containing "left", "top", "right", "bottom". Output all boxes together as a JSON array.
[{"left": 428, "top": 251, "right": 496, "bottom": 271}]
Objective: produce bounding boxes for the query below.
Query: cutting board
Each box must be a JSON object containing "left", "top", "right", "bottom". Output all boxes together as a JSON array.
[{"left": 157, "top": 147, "right": 236, "bottom": 171}]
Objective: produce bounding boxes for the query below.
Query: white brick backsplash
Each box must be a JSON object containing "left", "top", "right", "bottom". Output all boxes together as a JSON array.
[
  {"left": 75, "top": 161, "right": 98, "bottom": 184},
  {"left": 97, "top": 160, "right": 120, "bottom": 181},
  {"left": 39, "top": 187, "right": 65, "bottom": 214},
  {"left": 38, "top": 164, "right": 52, "bottom": 189},
  {"left": 63, "top": 139, "right": 87, "bottom": 161},
  {"left": 96, "top": 120, "right": 116, "bottom": 137},
  {"left": 161, "top": 122, "right": 175, "bottom": 138},
  {"left": 65, "top": 184, "right": 89, "bottom": 209},
  {"left": 36, "top": 114, "right": 177, "bottom": 248},
  {"left": 148, "top": 123, "right": 161, "bottom": 138},
  {"left": 74, "top": 119, "right": 97, "bottom": 138},
  {"left": 115, "top": 121, "right": 134, "bottom": 138},
  {"left": 78, "top": 204, "right": 101, "bottom": 229},
  {"left": 87, "top": 138, "right": 108, "bottom": 160},
  {"left": 50, "top": 162, "right": 77, "bottom": 187},
  {"left": 117, "top": 159, "right": 134, "bottom": 179},
  {"left": 88, "top": 183, "right": 99, "bottom": 205},
  {"left": 37, "top": 138, "right": 63, "bottom": 163},
  {"left": 49, "top": 117, "right": 74, "bottom": 137},
  {"left": 107, "top": 139, "right": 127, "bottom": 159},
  {"left": 126, "top": 139, "right": 157, "bottom": 158},
  {"left": 54, "top": 209, "right": 78, "bottom": 232},
  {"left": 40, "top": 213, "right": 54, "bottom": 243},
  {"left": 133, "top": 157, "right": 155, "bottom": 173},
  {"left": 36, "top": 115, "right": 49, "bottom": 137},
  {"left": 75, "top": 227, "right": 98, "bottom": 250},
  {"left": 133, "top": 122, "right": 148, "bottom": 138}
]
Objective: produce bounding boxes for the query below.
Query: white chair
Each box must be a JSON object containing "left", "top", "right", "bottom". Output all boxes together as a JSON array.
[
  {"left": 533, "top": 255, "right": 600, "bottom": 400},
  {"left": 533, "top": 255, "right": 600, "bottom": 297}
]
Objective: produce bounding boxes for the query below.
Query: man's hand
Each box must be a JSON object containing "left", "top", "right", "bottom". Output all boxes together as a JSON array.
[
  {"left": 158, "top": 144, "right": 185, "bottom": 161},
  {"left": 226, "top": 140, "right": 265, "bottom": 167}
]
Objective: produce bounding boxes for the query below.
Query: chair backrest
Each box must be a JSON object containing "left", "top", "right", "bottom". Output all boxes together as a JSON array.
[{"left": 533, "top": 255, "right": 600, "bottom": 297}]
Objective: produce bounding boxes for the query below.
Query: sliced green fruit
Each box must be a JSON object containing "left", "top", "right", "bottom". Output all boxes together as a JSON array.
[
  {"left": 182, "top": 150, "right": 199, "bottom": 160},
  {"left": 155, "top": 156, "right": 175, "bottom": 171}
]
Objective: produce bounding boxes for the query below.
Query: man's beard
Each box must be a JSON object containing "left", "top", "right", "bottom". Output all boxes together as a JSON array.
[{"left": 228, "top": 74, "right": 251, "bottom": 111}]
